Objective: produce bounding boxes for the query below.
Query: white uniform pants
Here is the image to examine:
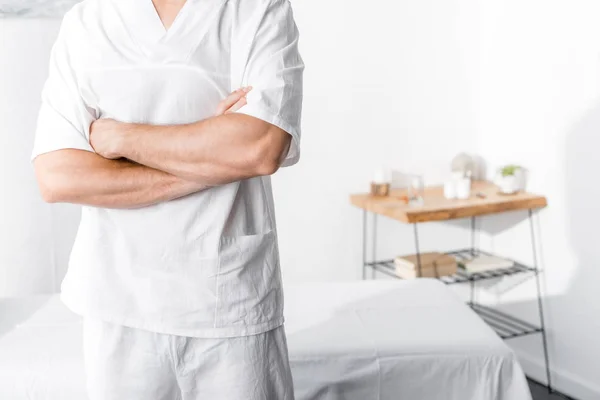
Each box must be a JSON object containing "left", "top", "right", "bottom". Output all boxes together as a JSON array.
[{"left": 83, "top": 318, "right": 295, "bottom": 400}]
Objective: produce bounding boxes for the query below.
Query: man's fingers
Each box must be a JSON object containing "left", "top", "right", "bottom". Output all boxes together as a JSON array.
[
  {"left": 225, "top": 97, "right": 248, "bottom": 114},
  {"left": 215, "top": 91, "right": 243, "bottom": 116},
  {"left": 215, "top": 87, "right": 252, "bottom": 116}
]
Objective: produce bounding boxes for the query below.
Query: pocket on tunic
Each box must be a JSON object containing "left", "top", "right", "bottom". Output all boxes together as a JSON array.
[{"left": 214, "top": 230, "right": 281, "bottom": 326}]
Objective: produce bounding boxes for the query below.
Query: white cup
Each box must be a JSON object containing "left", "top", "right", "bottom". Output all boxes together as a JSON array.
[
  {"left": 455, "top": 178, "right": 471, "bottom": 199},
  {"left": 443, "top": 181, "right": 457, "bottom": 199}
]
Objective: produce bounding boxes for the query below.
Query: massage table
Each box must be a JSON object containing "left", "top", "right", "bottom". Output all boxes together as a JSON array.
[{"left": 0, "top": 279, "right": 532, "bottom": 400}]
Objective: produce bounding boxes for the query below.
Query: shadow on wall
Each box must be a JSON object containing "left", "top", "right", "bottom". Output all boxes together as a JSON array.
[
  {"left": 561, "top": 100, "right": 600, "bottom": 379},
  {"left": 487, "top": 101, "right": 600, "bottom": 397},
  {"left": 564, "top": 100, "right": 600, "bottom": 319}
]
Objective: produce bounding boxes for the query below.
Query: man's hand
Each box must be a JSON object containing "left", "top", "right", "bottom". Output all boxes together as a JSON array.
[
  {"left": 90, "top": 118, "right": 127, "bottom": 159},
  {"left": 90, "top": 87, "right": 252, "bottom": 159},
  {"left": 214, "top": 86, "right": 252, "bottom": 116}
]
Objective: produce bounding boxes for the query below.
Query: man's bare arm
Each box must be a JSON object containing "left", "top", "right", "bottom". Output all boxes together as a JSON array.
[
  {"left": 91, "top": 111, "right": 292, "bottom": 186},
  {"left": 34, "top": 150, "right": 207, "bottom": 209},
  {"left": 34, "top": 88, "right": 250, "bottom": 208}
]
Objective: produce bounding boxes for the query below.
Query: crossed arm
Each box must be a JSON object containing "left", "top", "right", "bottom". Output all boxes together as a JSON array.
[{"left": 34, "top": 88, "right": 292, "bottom": 209}]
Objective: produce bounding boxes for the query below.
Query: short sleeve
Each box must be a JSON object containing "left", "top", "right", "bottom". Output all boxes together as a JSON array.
[
  {"left": 235, "top": 0, "right": 305, "bottom": 167},
  {"left": 31, "top": 15, "right": 95, "bottom": 161}
]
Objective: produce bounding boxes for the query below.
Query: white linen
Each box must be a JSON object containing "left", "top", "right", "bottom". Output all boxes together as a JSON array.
[
  {"left": 0, "top": 296, "right": 85, "bottom": 400},
  {"left": 285, "top": 280, "right": 532, "bottom": 400},
  {"left": 30, "top": 0, "right": 304, "bottom": 338},
  {"left": 0, "top": 280, "right": 532, "bottom": 400}
]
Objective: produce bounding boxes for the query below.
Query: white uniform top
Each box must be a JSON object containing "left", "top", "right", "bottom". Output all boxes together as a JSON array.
[{"left": 31, "top": 0, "right": 304, "bottom": 338}]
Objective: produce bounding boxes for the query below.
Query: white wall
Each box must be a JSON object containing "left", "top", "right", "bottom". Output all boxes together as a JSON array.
[
  {"left": 1, "top": 1, "right": 598, "bottom": 398},
  {"left": 276, "top": 0, "right": 482, "bottom": 283}
]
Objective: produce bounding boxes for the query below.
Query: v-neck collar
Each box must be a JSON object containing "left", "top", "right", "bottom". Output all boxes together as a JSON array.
[
  {"left": 137, "top": 0, "right": 192, "bottom": 44},
  {"left": 146, "top": 0, "right": 191, "bottom": 39},
  {"left": 113, "top": 0, "right": 227, "bottom": 62}
]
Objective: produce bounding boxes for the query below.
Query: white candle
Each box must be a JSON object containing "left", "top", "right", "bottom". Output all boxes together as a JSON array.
[{"left": 373, "top": 168, "right": 391, "bottom": 184}]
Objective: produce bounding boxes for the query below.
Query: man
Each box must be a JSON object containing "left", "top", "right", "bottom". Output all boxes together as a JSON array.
[{"left": 31, "top": 0, "right": 304, "bottom": 398}]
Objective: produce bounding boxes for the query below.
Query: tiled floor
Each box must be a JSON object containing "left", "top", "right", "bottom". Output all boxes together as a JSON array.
[{"left": 529, "top": 380, "right": 575, "bottom": 400}]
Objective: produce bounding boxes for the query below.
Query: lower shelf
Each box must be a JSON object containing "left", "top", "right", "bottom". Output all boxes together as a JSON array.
[
  {"left": 365, "top": 248, "right": 536, "bottom": 285},
  {"left": 470, "top": 303, "right": 542, "bottom": 339}
]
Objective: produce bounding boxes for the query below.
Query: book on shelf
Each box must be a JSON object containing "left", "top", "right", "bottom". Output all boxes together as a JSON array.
[
  {"left": 395, "top": 262, "right": 457, "bottom": 279},
  {"left": 394, "top": 252, "right": 456, "bottom": 270},
  {"left": 394, "top": 252, "right": 457, "bottom": 279},
  {"left": 458, "top": 255, "right": 514, "bottom": 274}
]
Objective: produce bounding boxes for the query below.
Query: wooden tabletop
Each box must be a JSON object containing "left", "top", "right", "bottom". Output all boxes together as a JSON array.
[{"left": 350, "top": 181, "right": 547, "bottom": 223}]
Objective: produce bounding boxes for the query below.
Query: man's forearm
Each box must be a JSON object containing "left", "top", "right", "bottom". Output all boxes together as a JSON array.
[
  {"left": 34, "top": 150, "right": 208, "bottom": 209},
  {"left": 108, "top": 114, "right": 291, "bottom": 185}
]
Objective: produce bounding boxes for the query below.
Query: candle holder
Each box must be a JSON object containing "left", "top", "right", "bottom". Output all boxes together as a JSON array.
[
  {"left": 371, "top": 182, "right": 390, "bottom": 197},
  {"left": 371, "top": 167, "right": 392, "bottom": 197}
]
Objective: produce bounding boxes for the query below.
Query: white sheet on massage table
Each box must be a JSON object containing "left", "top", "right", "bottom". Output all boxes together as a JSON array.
[{"left": 0, "top": 280, "right": 532, "bottom": 400}]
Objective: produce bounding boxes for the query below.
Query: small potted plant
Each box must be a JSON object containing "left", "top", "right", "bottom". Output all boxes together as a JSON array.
[{"left": 495, "top": 165, "right": 522, "bottom": 194}]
